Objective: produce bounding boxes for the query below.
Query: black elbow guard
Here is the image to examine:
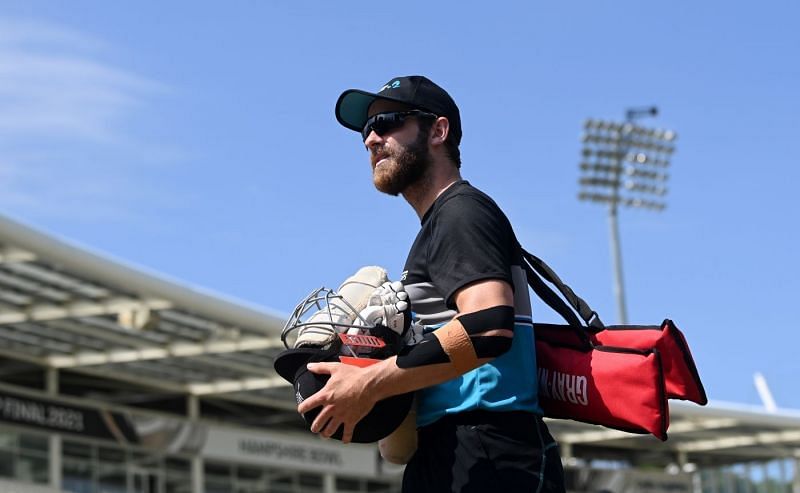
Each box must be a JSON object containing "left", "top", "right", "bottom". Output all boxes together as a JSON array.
[
  {"left": 395, "top": 305, "right": 515, "bottom": 369},
  {"left": 471, "top": 335, "right": 513, "bottom": 358},
  {"left": 396, "top": 337, "right": 449, "bottom": 369},
  {"left": 460, "top": 305, "right": 515, "bottom": 358}
]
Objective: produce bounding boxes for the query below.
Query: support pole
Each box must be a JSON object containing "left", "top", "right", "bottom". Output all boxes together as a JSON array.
[
  {"left": 560, "top": 442, "right": 573, "bottom": 464},
  {"left": 323, "top": 473, "right": 336, "bottom": 493},
  {"left": 607, "top": 202, "right": 628, "bottom": 324},
  {"left": 188, "top": 396, "right": 204, "bottom": 493},
  {"left": 46, "top": 368, "right": 62, "bottom": 491}
]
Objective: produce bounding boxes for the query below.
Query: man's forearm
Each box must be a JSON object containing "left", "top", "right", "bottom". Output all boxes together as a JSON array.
[{"left": 364, "top": 355, "right": 489, "bottom": 402}]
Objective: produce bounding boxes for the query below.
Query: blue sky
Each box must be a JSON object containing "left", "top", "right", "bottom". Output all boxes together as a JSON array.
[{"left": 1, "top": 1, "right": 798, "bottom": 409}]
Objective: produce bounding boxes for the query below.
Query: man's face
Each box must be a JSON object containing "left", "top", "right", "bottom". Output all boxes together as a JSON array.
[{"left": 364, "top": 100, "right": 432, "bottom": 196}]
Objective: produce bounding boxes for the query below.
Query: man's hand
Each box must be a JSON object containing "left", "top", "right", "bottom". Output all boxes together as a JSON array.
[
  {"left": 297, "top": 361, "right": 381, "bottom": 444},
  {"left": 353, "top": 281, "right": 410, "bottom": 336}
]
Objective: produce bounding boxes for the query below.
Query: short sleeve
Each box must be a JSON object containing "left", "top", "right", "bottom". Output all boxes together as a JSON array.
[{"left": 427, "top": 193, "right": 514, "bottom": 309}]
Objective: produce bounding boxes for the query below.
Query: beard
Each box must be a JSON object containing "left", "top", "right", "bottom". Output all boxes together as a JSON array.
[{"left": 370, "top": 128, "right": 432, "bottom": 196}]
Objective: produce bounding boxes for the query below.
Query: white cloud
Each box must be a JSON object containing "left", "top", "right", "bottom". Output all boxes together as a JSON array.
[
  {"left": 0, "top": 18, "right": 164, "bottom": 142},
  {"left": 0, "top": 18, "right": 181, "bottom": 222}
]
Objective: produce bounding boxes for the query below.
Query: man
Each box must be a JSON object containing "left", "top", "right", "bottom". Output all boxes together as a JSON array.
[{"left": 297, "top": 76, "right": 565, "bottom": 493}]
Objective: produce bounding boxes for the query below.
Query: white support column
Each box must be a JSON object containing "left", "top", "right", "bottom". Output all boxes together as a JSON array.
[
  {"left": 188, "top": 396, "right": 205, "bottom": 493},
  {"left": 46, "top": 368, "right": 62, "bottom": 491},
  {"left": 49, "top": 436, "right": 62, "bottom": 490},
  {"left": 323, "top": 473, "right": 336, "bottom": 493},
  {"left": 560, "top": 442, "right": 573, "bottom": 465},
  {"left": 792, "top": 455, "right": 800, "bottom": 493}
]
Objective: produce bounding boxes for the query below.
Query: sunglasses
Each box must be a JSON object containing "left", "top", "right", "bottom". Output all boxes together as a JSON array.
[{"left": 361, "top": 110, "right": 437, "bottom": 141}]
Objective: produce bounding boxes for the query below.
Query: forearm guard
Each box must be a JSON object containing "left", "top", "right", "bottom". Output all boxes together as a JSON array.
[{"left": 396, "top": 305, "right": 515, "bottom": 372}]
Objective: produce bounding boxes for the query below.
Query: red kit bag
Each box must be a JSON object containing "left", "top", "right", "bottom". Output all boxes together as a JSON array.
[
  {"left": 534, "top": 323, "right": 669, "bottom": 440},
  {"left": 594, "top": 321, "right": 706, "bottom": 405},
  {"left": 519, "top": 247, "right": 706, "bottom": 440},
  {"left": 532, "top": 319, "right": 706, "bottom": 406}
]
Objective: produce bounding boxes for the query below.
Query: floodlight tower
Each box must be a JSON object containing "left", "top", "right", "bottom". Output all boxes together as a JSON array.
[{"left": 578, "top": 107, "right": 677, "bottom": 324}]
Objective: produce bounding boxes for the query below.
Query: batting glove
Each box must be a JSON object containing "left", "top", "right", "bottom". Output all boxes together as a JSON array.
[{"left": 354, "top": 281, "right": 411, "bottom": 336}]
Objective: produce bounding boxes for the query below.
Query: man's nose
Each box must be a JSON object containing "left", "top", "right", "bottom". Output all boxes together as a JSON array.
[{"left": 364, "top": 130, "right": 384, "bottom": 149}]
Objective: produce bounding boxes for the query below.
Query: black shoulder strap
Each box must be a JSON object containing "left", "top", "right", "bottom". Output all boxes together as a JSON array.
[{"left": 518, "top": 244, "right": 605, "bottom": 331}]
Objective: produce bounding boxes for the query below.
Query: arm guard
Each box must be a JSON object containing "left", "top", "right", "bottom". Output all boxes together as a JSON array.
[{"left": 395, "top": 305, "right": 515, "bottom": 371}]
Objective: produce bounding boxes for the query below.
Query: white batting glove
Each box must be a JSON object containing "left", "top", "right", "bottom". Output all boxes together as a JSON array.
[{"left": 353, "top": 281, "right": 410, "bottom": 336}]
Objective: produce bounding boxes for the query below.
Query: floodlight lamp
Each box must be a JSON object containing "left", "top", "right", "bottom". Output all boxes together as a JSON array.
[
  {"left": 663, "top": 130, "right": 676, "bottom": 141},
  {"left": 636, "top": 153, "right": 648, "bottom": 163},
  {"left": 601, "top": 164, "right": 622, "bottom": 174}
]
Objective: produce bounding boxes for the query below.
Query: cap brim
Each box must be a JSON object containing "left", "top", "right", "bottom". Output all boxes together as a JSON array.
[
  {"left": 273, "top": 348, "right": 319, "bottom": 383},
  {"left": 335, "top": 90, "right": 378, "bottom": 132},
  {"left": 335, "top": 89, "right": 415, "bottom": 133}
]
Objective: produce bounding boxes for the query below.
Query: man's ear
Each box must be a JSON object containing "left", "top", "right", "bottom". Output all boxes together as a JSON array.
[{"left": 429, "top": 117, "right": 450, "bottom": 146}]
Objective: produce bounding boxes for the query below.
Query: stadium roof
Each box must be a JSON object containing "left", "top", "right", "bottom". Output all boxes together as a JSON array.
[
  {"left": 1, "top": 212, "right": 798, "bottom": 467},
  {"left": 0, "top": 212, "right": 296, "bottom": 416}
]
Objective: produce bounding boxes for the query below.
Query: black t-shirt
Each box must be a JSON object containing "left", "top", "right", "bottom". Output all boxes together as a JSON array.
[{"left": 401, "top": 180, "right": 530, "bottom": 326}]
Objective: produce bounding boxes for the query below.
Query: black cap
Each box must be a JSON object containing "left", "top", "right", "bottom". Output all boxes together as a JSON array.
[
  {"left": 273, "top": 347, "right": 414, "bottom": 443},
  {"left": 336, "top": 75, "right": 461, "bottom": 145}
]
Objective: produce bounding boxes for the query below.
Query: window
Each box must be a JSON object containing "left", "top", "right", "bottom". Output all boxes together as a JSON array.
[{"left": 0, "top": 428, "right": 50, "bottom": 485}]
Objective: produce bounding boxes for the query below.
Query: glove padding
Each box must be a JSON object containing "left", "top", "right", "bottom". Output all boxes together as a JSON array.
[
  {"left": 343, "top": 281, "right": 411, "bottom": 357},
  {"left": 354, "top": 281, "right": 411, "bottom": 337},
  {"left": 403, "top": 321, "right": 425, "bottom": 346}
]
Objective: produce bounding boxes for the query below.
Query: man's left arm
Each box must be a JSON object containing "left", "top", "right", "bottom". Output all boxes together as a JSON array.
[{"left": 297, "top": 278, "right": 514, "bottom": 443}]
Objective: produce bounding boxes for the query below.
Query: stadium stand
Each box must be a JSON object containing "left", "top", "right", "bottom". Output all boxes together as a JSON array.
[{"left": 0, "top": 212, "right": 798, "bottom": 493}]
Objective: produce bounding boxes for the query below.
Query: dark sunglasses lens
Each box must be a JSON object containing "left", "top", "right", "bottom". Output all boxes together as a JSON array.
[
  {"left": 362, "top": 113, "right": 406, "bottom": 141},
  {"left": 373, "top": 119, "right": 402, "bottom": 136}
]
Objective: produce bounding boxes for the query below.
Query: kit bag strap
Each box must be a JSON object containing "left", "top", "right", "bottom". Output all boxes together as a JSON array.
[
  {"left": 518, "top": 244, "right": 605, "bottom": 331},
  {"left": 523, "top": 259, "right": 593, "bottom": 348},
  {"left": 522, "top": 258, "right": 582, "bottom": 327}
]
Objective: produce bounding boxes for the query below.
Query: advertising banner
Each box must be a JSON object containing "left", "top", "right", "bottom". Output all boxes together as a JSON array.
[
  {"left": 0, "top": 387, "right": 377, "bottom": 476},
  {"left": 202, "top": 426, "right": 378, "bottom": 477},
  {"left": 0, "top": 389, "right": 137, "bottom": 442}
]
